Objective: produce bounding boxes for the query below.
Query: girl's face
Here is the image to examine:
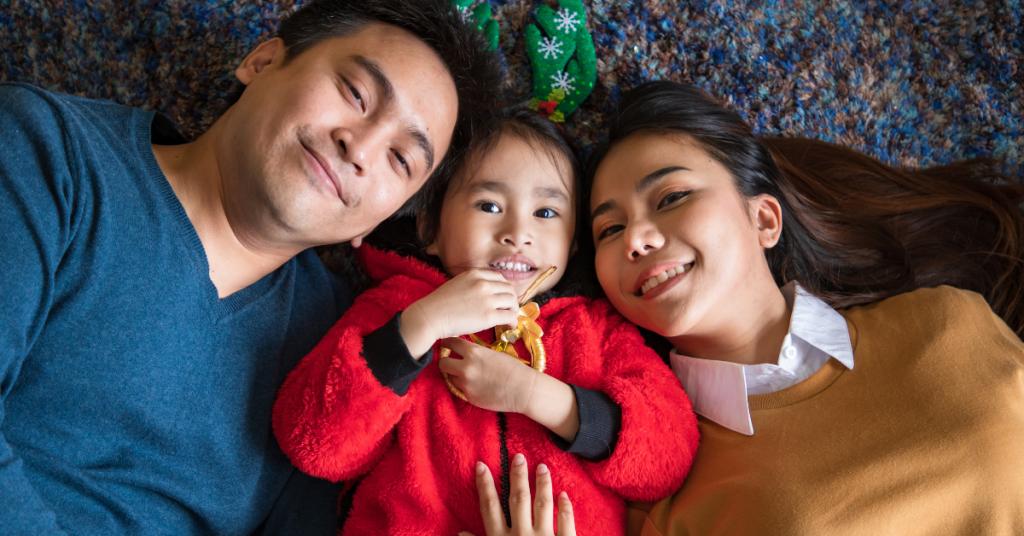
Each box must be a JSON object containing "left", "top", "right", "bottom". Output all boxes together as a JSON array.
[
  {"left": 589, "top": 132, "right": 781, "bottom": 340},
  {"left": 427, "top": 135, "right": 575, "bottom": 298}
]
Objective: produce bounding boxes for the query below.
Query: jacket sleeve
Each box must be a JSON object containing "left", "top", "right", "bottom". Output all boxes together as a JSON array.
[
  {"left": 272, "top": 274, "right": 435, "bottom": 482},
  {"left": 566, "top": 301, "right": 700, "bottom": 502}
]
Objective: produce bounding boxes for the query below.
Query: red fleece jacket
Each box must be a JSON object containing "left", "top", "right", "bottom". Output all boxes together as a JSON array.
[{"left": 273, "top": 247, "right": 699, "bottom": 535}]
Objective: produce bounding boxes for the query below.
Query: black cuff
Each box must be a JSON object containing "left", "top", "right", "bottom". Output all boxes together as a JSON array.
[
  {"left": 362, "top": 312, "right": 432, "bottom": 396},
  {"left": 550, "top": 385, "right": 622, "bottom": 462}
]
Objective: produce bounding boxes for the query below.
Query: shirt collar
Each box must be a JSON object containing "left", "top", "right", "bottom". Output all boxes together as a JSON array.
[{"left": 670, "top": 283, "right": 854, "bottom": 436}]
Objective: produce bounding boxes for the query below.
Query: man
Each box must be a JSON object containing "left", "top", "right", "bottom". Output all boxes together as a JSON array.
[{"left": 0, "top": 0, "right": 500, "bottom": 533}]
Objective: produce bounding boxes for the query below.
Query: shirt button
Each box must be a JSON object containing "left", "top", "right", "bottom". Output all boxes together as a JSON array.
[{"left": 784, "top": 346, "right": 797, "bottom": 359}]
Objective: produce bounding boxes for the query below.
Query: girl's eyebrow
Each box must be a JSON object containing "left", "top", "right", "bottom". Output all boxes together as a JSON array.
[{"left": 535, "top": 186, "right": 569, "bottom": 205}]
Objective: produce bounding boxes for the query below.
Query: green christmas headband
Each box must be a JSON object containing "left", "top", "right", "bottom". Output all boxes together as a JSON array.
[{"left": 451, "top": 0, "right": 597, "bottom": 123}]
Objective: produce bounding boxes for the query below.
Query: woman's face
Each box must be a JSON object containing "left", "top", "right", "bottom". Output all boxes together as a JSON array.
[{"left": 589, "top": 131, "right": 781, "bottom": 340}]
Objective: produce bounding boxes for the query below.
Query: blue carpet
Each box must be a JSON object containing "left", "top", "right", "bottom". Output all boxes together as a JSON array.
[{"left": 2, "top": 0, "right": 1021, "bottom": 169}]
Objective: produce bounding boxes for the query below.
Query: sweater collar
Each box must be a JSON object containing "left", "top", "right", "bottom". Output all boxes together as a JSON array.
[{"left": 669, "top": 283, "right": 854, "bottom": 436}]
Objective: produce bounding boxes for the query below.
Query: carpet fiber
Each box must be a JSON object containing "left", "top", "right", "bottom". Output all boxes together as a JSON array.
[{"left": 2, "top": 0, "right": 1021, "bottom": 170}]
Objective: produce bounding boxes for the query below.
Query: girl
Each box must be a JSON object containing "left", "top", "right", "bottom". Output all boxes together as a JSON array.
[
  {"left": 576, "top": 82, "right": 1023, "bottom": 535},
  {"left": 272, "top": 107, "right": 699, "bottom": 535}
]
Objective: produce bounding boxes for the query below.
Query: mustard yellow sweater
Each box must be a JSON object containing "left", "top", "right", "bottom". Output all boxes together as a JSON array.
[{"left": 632, "top": 286, "right": 1024, "bottom": 536}]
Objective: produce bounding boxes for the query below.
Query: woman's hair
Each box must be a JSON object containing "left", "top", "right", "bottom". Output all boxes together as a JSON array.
[{"left": 585, "top": 81, "right": 1024, "bottom": 336}]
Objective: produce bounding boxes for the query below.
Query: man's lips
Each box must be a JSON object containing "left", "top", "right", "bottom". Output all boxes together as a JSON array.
[{"left": 301, "top": 143, "right": 345, "bottom": 203}]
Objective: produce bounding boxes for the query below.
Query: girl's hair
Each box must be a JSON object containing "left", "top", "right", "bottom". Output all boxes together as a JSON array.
[
  {"left": 417, "top": 105, "right": 583, "bottom": 246},
  {"left": 585, "top": 81, "right": 1024, "bottom": 336}
]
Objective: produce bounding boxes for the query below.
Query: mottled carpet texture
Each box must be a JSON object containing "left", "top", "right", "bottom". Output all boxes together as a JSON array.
[{"left": 2, "top": 0, "right": 1021, "bottom": 170}]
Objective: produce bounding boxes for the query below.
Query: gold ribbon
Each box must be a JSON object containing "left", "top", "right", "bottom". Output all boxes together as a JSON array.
[{"left": 441, "top": 266, "right": 556, "bottom": 401}]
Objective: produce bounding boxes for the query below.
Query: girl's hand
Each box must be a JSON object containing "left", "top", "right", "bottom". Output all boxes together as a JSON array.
[
  {"left": 400, "top": 269, "right": 519, "bottom": 359},
  {"left": 459, "top": 454, "right": 577, "bottom": 536},
  {"left": 440, "top": 338, "right": 580, "bottom": 442}
]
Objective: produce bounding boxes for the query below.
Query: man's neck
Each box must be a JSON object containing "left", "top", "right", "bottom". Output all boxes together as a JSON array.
[{"left": 152, "top": 122, "right": 296, "bottom": 299}]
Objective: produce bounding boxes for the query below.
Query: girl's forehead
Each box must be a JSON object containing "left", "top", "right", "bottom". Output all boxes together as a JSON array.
[{"left": 460, "top": 134, "right": 575, "bottom": 198}]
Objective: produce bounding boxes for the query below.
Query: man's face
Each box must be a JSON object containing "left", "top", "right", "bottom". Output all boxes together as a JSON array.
[{"left": 220, "top": 22, "right": 458, "bottom": 249}]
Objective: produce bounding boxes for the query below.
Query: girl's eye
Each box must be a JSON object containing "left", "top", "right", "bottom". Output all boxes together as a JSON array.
[
  {"left": 534, "top": 208, "right": 558, "bottom": 219},
  {"left": 596, "top": 224, "right": 624, "bottom": 241},
  {"left": 657, "top": 190, "right": 692, "bottom": 209},
  {"left": 478, "top": 202, "right": 501, "bottom": 213},
  {"left": 392, "top": 149, "right": 409, "bottom": 176}
]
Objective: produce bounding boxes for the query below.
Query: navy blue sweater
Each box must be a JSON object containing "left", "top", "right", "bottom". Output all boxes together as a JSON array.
[{"left": 0, "top": 83, "right": 349, "bottom": 535}]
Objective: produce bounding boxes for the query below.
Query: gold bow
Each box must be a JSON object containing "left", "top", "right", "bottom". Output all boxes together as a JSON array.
[{"left": 442, "top": 266, "right": 556, "bottom": 401}]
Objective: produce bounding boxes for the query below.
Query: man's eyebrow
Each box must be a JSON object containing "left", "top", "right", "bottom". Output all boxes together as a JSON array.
[
  {"left": 636, "top": 166, "right": 689, "bottom": 193},
  {"left": 407, "top": 127, "right": 435, "bottom": 173},
  {"left": 536, "top": 186, "right": 570, "bottom": 205},
  {"left": 352, "top": 55, "right": 394, "bottom": 104}
]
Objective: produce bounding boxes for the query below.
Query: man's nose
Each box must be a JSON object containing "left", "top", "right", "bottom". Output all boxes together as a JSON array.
[{"left": 334, "top": 125, "right": 386, "bottom": 175}]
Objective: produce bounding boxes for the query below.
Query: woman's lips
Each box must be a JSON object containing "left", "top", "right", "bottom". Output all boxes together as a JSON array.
[{"left": 635, "top": 262, "right": 694, "bottom": 300}]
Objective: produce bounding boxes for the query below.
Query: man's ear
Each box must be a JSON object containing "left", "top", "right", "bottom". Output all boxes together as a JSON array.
[
  {"left": 752, "top": 194, "right": 783, "bottom": 249},
  {"left": 416, "top": 211, "right": 440, "bottom": 256},
  {"left": 235, "top": 38, "right": 285, "bottom": 86}
]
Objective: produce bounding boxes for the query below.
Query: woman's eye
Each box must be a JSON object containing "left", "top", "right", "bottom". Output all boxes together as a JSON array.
[
  {"left": 392, "top": 150, "right": 409, "bottom": 176},
  {"left": 534, "top": 208, "right": 558, "bottom": 219},
  {"left": 657, "top": 190, "right": 691, "bottom": 209},
  {"left": 478, "top": 202, "right": 501, "bottom": 213},
  {"left": 596, "top": 224, "right": 624, "bottom": 241}
]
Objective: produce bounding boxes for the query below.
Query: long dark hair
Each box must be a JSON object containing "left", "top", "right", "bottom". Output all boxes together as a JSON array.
[{"left": 585, "top": 81, "right": 1024, "bottom": 336}]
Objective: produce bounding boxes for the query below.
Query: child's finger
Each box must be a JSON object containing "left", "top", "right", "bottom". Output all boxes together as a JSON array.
[
  {"left": 533, "top": 463, "right": 554, "bottom": 532},
  {"left": 474, "top": 462, "right": 508, "bottom": 534},
  {"left": 557, "top": 491, "right": 577, "bottom": 536},
  {"left": 507, "top": 453, "right": 532, "bottom": 530},
  {"left": 438, "top": 346, "right": 468, "bottom": 377}
]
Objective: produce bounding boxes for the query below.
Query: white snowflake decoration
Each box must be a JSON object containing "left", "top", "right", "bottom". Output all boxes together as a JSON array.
[
  {"left": 554, "top": 9, "right": 581, "bottom": 34},
  {"left": 456, "top": 6, "right": 471, "bottom": 23},
  {"left": 538, "top": 37, "right": 564, "bottom": 59},
  {"left": 551, "top": 71, "right": 576, "bottom": 92}
]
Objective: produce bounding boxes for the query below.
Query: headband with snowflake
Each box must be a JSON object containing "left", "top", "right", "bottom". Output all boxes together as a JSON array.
[
  {"left": 525, "top": 0, "right": 596, "bottom": 122},
  {"left": 451, "top": 0, "right": 499, "bottom": 50}
]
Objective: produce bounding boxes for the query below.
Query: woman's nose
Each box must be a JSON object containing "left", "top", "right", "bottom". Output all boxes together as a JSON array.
[{"left": 625, "top": 224, "right": 664, "bottom": 260}]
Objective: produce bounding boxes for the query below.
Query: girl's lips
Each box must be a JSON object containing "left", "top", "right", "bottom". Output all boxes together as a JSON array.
[
  {"left": 495, "top": 268, "right": 536, "bottom": 281},
  {"left": 638, "top": 264, "right": 691, "bottom": 301}
]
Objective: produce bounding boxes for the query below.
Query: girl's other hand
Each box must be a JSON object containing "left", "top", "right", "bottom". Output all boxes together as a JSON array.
[
  {"left": 458, "top": 454, "right": 576, "bottom": 536},
  {"left": 400, "top": 269, "right": 519, "bottom": 359},
  {"left": 440, "top": 338, "right": 580, "bottom": 441}
]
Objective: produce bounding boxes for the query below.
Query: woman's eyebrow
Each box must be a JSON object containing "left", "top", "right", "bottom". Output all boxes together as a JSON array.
[{"left": 635, "top": 166, "right": 689, "bottom": 193}]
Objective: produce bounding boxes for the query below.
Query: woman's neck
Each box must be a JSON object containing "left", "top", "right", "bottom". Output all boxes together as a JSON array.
[{"left": 667, "top": 283, "right": 792, "bottom": 366}]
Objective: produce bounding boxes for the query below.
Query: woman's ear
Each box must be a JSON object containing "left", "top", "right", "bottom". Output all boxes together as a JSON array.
[
  {"left": 235, "top": 38, "right": 284, "bottom": 86},
  {"left": 752, "top": 194, "right": 783, "bottom": 249},
  {"left": 416, "top": 211, "right": 440, "bottom": 256}
]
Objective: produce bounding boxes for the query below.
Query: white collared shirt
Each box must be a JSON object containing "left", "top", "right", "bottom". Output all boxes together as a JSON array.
[{"left": 669, "top": 283, "right": 855, "bottom": 436}]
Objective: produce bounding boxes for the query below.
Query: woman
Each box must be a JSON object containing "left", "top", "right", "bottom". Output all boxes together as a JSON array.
[{"left": 468, "top": 81, "right": 1024, "bottom": 535}]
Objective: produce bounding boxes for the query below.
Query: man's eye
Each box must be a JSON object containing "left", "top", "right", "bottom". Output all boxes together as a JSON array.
[
  {"left": 657, "top": 190, "right": 691, "bottom": 209},
  {"left": 478, "top": 202, "right": 500, "bottom": 213},
  {"left": 392, "top": 149, "right": 409, "bottom": 176},
  {"left": 348, "top": 84, "right": 364, "bottom": 109},
  {"left": 596, "top": 224, "right": 624, "bottom": 241},
  {"left": 534, "top": 208, "right": 558, "bottom": 218}
]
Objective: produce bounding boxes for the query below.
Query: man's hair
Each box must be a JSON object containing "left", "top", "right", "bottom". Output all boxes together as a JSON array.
[{"left": 249, "top": 0, "right": 502, "bottom": 216}]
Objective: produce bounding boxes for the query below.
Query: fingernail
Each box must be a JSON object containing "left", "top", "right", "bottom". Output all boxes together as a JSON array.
[
  {"left": 537, "top": 463, "right": 548, "bottom": 474},
  {"left": 475, "top": 462, "right": 486, "bottom": 475},
  {"left": 512, "top": 453, "right": 525, "bottom": 466},
  {"left": 559, "top": 491, "right": 568, "bottom": 499}
]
